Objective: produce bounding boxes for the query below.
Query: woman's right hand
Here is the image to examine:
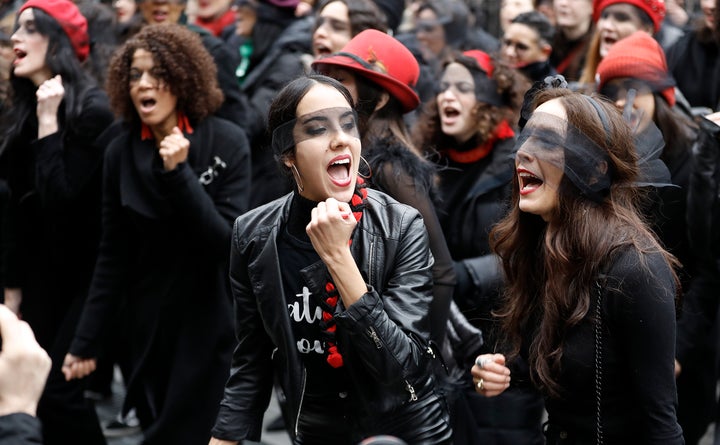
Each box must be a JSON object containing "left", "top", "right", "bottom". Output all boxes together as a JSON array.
[
  {"left": 471, "top": 353, "right": 511, "bottom": 397},
  {"left": 61, "top": 353, "right": 97, "bottom": 381},
  {"left": 208, "top": 438, "right": 238, "bottom": 445}
]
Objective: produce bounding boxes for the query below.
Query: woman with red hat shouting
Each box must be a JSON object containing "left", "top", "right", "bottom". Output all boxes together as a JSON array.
[
  {"left": 312, "top": 29, "right": 457, "bottom": 351},
  {"left": 0, "top": 0, "right": 114, "bottom": 444},
  {"left": 412, "top": 51, "right": 543, "bottom": 444}
]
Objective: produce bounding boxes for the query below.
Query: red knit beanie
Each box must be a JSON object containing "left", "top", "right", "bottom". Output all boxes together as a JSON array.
[
  {"left": 596, "top": 31, "right": 675, "bottom": 106},
  {"left": 592, "top": 0, "right": 666, "bottom": 33},
  {"left": 19, "top": 0, "right": 89, "bottom": 62}
]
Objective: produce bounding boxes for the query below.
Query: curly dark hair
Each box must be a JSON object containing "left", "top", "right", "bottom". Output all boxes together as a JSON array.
[
  {"left": 412, "top": 51, "right": 529, "bottom": 155},
  {"left": 105, "top": 24, "right": 224, "bottom": 124}
]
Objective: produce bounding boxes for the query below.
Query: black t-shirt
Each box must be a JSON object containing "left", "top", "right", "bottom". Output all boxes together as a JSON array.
[{"left": 279, "top": 197, "right": 348, "bottom": 396}]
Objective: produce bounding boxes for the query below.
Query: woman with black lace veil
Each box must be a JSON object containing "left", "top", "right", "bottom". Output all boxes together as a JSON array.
[
  {"left": 474, "top": 86, "right": 684, "bottom": 444},
  {"left": 210, "top": 74, "right": 451, "bottom": 445}
]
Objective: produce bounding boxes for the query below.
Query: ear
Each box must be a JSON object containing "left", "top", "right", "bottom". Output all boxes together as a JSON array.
[
  {"left": 540, "top": 42, "right": 552, "bottom": 58},
  {"left": 283, "top": 156, "right": 295, "bottom": 169},
  {"left": 374, "top": 91, "right": 390, "bottom": 112}
]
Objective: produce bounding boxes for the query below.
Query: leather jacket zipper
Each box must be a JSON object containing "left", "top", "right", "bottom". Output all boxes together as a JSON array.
[
  {"left": 367, "top": 326, "right": 383, "bottom": 349},
  {"left": 367, "top": 240, "right": 375, "bottom": 285},
  {"left": 294, "top": 367, "right": 307, "bottom": 436},
  {"left": 405, "top": 380, "right": 418, "bottom": 402}
]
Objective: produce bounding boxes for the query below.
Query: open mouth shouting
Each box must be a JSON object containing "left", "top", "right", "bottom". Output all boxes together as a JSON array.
[
  {"left": 327, "top": 154, "right": 352, "bottom": 187},
  {"left": 517, "top": 167, "right": 543, "bottom": 195},
  {"left": 13, "top": 48, "right": 27, "bottom": 65}
]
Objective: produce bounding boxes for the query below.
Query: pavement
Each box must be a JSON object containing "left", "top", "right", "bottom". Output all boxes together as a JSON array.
[
  {"left": 95, "top": 366, "right": 292, "bottom": 445},
  {"left": 95, "top": 366, "right": 716, "bottom": 445}
]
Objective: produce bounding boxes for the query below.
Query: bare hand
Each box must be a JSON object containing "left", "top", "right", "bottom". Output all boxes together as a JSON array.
[
  {"left": 61, "top": 353, "right": 97, "bottom": 381},
  {"left": 306, "top": 198, "right": 356, "bottom": 263},
  {"left": 209, "top": 438, "right": 239, "bottom": 445},
  {"left": 705, "top": 111, "right": 720, "bottom": 127},
  {"left": 471, "top": 353, "right": 511, "bottom": 397},
  {"left": 295, "top": 1, "right": 313, "bottom": 16},
  {"left": 36, "top": 75, "right": 64, "bottom": 138},
  {"left": 3, "top": 288, "right": 22, "bottom": 316},
  {"left": 158, "top": 127, "right": 190, "bottom": 171},
  {"left": 0, "top": 304, "right": 51, "bottom": 416}
]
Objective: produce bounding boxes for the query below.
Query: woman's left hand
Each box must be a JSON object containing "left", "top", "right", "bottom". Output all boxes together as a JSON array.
[
  {"left": 36, "top": 75, "right": 64, "bottom": 138},
  {"left": 158, "top": 127, "right": 190, "bottom": 171},
  {"left": 306, "top": 198, "right": 356, "bottom": 263}
]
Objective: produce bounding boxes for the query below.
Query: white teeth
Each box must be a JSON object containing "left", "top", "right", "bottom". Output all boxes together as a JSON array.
[
  {"left": 518, "top": 172, "right": 538, "bottom": 179},
  {"left": 332, "top": 159, "right": 350, "bottom": 166}
]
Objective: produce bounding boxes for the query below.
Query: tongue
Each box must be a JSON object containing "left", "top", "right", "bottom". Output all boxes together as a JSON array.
[{"left": 328, "top": 164, "right": 349, "bottom": 181}]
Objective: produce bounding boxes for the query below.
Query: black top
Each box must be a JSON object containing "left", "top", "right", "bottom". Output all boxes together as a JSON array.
[{"left": 539, "top": 247, "right": 683, "bottom": 444}]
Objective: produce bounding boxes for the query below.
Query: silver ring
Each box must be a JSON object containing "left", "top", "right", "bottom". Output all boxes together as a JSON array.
[
  {"left": 477, "top": 378, "right": 484, "bottom": 391},
  {"left": 475, "top": 356, "right": 488, "bottom": 368}
]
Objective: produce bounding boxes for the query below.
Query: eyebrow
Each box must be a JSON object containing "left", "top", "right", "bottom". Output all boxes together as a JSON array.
[{"left": 301, "top": 115, "right": 331, "bottom": 125}]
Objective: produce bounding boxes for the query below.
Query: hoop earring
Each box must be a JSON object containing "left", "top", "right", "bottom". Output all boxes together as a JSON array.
[
  {"left": 358, "top": 155, "right": 372, "bottom": 179},
  {"left": 290, "top": 164, "right": 304, "bottom": 192}
]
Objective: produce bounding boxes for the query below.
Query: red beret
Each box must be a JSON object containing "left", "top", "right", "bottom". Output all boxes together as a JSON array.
[
  {"left": 593, "top": 0, "right": 666, "bottom": 33},
  {"left": 596, "top": 31, "right": 675, "bottom": 106},
  {"left": 19, "top": 0, "right": 89, "bottom": 62}
]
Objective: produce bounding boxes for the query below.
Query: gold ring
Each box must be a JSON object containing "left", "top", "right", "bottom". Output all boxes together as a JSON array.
[{"left": 477, "top": 378, "right": 484, "bottom": 391}]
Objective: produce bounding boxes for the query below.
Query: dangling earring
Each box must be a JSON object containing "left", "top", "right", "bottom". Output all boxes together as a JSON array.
[
  {"left": 290, "top": 164, "right": 304, "bottom": 192},
  {"left": 358, "top": 156, "right": 372, "bottom": 179}
]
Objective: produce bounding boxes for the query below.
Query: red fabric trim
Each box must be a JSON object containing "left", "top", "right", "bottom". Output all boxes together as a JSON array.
[
  {"left": 140, "top": 112, "right": 194, "bottom": 141},
  {"left": 445, "top": 121, "right": 515, "bottom": 164},
  {"left": 194, "top": 10, "right": 236, "bottom": 37}
]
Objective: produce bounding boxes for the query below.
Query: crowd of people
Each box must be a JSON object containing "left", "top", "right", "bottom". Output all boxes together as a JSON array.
[{"left": 0, "top": 0, "right": 719, "bottom": 444}]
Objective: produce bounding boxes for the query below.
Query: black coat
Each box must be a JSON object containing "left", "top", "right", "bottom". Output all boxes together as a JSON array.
[
  {"left": 0, "top": 86, "right": 114, "bottom": 350},
  {"left": 666, "top": 29, "right": 720, "bottom": 112},
  {"left": 212, "top": 189, "right": 451, "bottom": 444},
  {"left": 69, "top": 116, "right": 251, "bottom": 444},
  {"left": 0, "top": 414, "right": 42, "bottom": 445}
]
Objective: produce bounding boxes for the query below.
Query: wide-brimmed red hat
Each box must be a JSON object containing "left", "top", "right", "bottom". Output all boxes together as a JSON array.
[
  {"left": 19, "top": 0, "right": 89, "bottom": 62},
  {"left": 312, "top": 29, "right": 420, "bottom": 113}
]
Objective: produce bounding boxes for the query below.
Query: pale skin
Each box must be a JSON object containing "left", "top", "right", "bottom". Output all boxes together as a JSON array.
[
  {"left": 209, "top": 84, "right": 367, "bottom": 445},
  {"left": 0, "top": 304, "right": 52, "bottom": 417}
]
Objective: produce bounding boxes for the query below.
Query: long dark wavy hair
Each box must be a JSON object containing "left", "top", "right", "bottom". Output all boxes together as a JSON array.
[
  {"left": 489, "top": 88, "right": 680, "bottom": 397},
  {"left": 412, "top": 51, "right": 528, "bottom": 156},
  {"left": 0, "top": 8, "right": 94, "bottom": 154}
]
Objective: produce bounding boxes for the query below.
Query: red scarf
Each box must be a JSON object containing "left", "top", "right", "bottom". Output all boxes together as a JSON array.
[
  {"left": 194, "top": 9, "right": 236, "bottom": 37},
  {"left": 445, "top": 120, "right": 515, "bottom": 164},
  {"left": 318, "top": 178, "right": 368, "bottom": 368},
  {"left": 141, "top": 112, "right": 194, "bottom": 141}
]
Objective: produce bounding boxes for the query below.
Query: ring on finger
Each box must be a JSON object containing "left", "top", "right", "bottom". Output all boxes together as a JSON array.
[
  {"left": 477, "top": 378, "right": 484, "bottom": 391},
  {"left": 475, "top": 356, "right": 489, "bottom": 368}
]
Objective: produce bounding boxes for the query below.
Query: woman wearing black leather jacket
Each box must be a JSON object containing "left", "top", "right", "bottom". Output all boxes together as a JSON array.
[{"left": 210, "top": 74, "right": 451, "bottom": 445}]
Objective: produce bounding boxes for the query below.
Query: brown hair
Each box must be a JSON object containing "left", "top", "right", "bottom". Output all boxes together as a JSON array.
[
  {"left": 105, "top": 23, "right": 224, "bottom": 124},
  {"left": 489, "top": 88, "right": 680, "bottom": 397},
  {"left": 413, "top": 52, "right": 529, "bottom": 154}
]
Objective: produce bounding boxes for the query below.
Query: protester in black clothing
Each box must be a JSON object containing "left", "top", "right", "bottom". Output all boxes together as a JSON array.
[
  {"left": 0, "top": 1, "right": 115, "bottom": 443},
  {"left": 549, "top": 0, "right": 594, "bottom": 81},
  {"left": 210, "top": 74, "right": 451, "bottom": 445},
  {"left": 476, "top": 87, "right": 684, "bottom": 444},
  {"left": 62, "top": 24, "right": 251, "bottom": 445}
]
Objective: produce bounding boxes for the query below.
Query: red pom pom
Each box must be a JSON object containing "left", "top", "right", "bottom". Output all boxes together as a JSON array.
[
  {"left": 322, "top": 311, "right": 333, "bottom": 321},
  {"left": 327, "top": 325, "right": 336, "bottom": 332},
  {"left": 327, "top": 346, "right": 344, "bottom": 368},
  {"left": 325, "top": 282, "right": 335, "bottom": 292},
  {"left": 351, "top": 194, "right": 363, "bottom": 206},
  {"left": 326, "top": 296, "right": 338, "bottom": 306}
]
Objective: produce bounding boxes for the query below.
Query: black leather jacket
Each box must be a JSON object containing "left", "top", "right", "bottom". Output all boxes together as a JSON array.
[{"left": 212, "top": 189, "right": 451, "bottom": 443}]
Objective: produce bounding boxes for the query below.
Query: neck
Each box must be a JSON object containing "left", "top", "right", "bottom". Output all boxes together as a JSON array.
[{"left": 288, "top": 193, "right": 318, "bottom": 240}]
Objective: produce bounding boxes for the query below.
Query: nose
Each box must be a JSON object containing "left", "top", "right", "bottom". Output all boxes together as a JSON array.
[
  {"left": 502, "top": 44, "right": 516, "bottom": 60},
  {"left": 515, "top": 150, "right": 533, "bottom": 165},
  {"left": 330, "top": 128, "right": 352, "bottom": 149}
]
